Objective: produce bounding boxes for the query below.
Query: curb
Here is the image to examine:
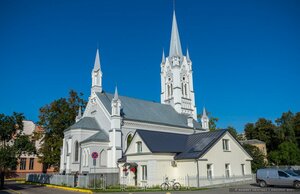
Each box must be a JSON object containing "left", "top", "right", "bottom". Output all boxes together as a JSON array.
[{"left": 44, "top": 184, "right": 93, "bottom": 193}]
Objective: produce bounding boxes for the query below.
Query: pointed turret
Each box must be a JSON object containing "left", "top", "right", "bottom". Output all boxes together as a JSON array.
[
  {"left": 186, "top": 48, "right": 191, "bottom": 62},
  {"left": 113, "top": 86, "right": 119, "bottom": 101},
  {"left": 94, "top": 49, "right": 101, "bottom": 72},
  {"left": 201, "top": 107, "right": 209, "bottom": 130},
  {"left": 75, "top": 106, "right": 82, "bottom": 122},
  {"left": 169, "top": 11, "right": 183, "bottom": 58},
  {"left": 91, "top": 49, "right": 103, "bottom": 94},
  {"left": 161, "top": 49, "right": 165, "bottom": 64},
  {"left": 112, "top": 86, "right": 121, "bottom": 116}
]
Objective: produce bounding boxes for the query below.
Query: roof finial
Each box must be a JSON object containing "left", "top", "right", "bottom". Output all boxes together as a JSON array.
[
  {"left": 162, "top": 49, "right": 165, "bottom": 63},
  {"left": 113, "top": 86, "right": 119, "bottom": 100},
  {"left": 94, "top": 49, "right": 101, "bottom": 71},
  {"left": 173, "top": 0, "right": 176, "bottom": 12},
  {"left": 186, "top": 48, "right": 190, "bottom": 62}
]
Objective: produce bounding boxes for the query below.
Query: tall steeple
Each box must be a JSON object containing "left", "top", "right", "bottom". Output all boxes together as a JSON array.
[
  {"left": 169, "top": 11, "right": 183, "bottom": 58},
  {"left": 91, "top": 49, "right": 103, "bottom": 94},
  {"left": 161, "top": 10, "right": 197, "bottom": 120}
]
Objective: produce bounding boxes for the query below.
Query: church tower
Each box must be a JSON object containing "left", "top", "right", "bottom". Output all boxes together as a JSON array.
[
  {"left": 91, "top": 49, "right": 103, "bottom": 94},
  {"left": 161, "top": 11, "right": 197, "bottom": 119}
]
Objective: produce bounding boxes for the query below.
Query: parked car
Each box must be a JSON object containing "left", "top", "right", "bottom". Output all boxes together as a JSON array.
[{"left": 256, "top": 168, "right": 300, "bottom": 189}]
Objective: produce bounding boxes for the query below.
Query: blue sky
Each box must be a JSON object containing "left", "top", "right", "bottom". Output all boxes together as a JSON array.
[{"left": 0, "top": 0, "right": 299, "bottom": 132}]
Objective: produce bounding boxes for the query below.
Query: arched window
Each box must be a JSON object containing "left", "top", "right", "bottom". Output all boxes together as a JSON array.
[
  {"left": 184, "top": 84, "right": 187, "bottom": 96},
  {"left": 181, "top": 83, "right": 184, "bottom": 95},
  {"left": 74, "top": 141, "right": 79, "bottom": 162},
  {"left": 171, "top": 84, "right": 173, "bottom": 95},
  {"left": 127, "top": 134, "right": 133, "bottom": 148},
  {"left": 167, "top": 85, "right": 170, "bottom": 97}
]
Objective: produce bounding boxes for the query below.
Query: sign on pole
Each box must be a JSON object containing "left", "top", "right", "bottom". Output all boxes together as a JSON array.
[{"left": 91, "top": 152, "right": 98, "bottom": 159}]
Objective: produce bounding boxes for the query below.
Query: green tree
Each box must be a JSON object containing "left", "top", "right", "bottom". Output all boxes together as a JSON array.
[
  {"left": 0, "top": 112, "right": 35, "bottom": 188},
  {"left": 293, "top": 112, "right": 300, "bottom": 147},
  {"left": 268, "top": 142, "right": 300, "bottom": 165},
  {"left": 227, "top": 126, "right": 238, "bottom": 138},
  {"left": 38, "top": 90, "right": 86, "bottom": 170},
  {"left": 275, "top": 111, "right": 296, "bottom": 144},
  {"left": 244, "top": 118, "right": 278, "bottom": 151},
  {"left": 243, "top": 144, "right": 266, "bottom": 173}
]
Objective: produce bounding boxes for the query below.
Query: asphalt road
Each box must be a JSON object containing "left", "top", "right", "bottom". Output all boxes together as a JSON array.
[
  {"left": 1, "top": 181, "right": 299, "bottom": 194},
  {"left": 0, "top": 180, "right": 81, "bottom": 194}
]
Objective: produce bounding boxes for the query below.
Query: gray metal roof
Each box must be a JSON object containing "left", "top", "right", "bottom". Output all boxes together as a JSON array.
[
  {"left": 81, "top": 130, "right": 109, "bottom": 144},
  {"left": 138, "top": 130, "right": 188, "bottom": 153},
  {"left": 65, "top": 117, "right": 101, "bottom": 132},
  {"left": 134, "top": 129, "right": 227, "bottom": 160},
  {"left": 96, "top": 92, "right": 201, "bottom": 129},
  {"left": 175, "top": 129, "right": 227, "bottom": 160}
]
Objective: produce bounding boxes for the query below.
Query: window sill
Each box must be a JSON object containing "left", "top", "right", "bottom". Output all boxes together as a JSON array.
[{"left": 223, "top": 150, "right": 231, "bottom": 152}]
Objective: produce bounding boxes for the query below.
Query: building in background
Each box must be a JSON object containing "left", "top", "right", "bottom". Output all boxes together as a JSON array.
[
  {"left": 11, "top": 120, "right": 54, "bottom": 177},
  {"left": 240, "top": 139, "right": 268, "bottom": 161}
]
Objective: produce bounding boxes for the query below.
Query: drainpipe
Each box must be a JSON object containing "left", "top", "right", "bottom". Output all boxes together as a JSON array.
[{"left": 196, "top": 159, "right": 199, "bottom": 188}]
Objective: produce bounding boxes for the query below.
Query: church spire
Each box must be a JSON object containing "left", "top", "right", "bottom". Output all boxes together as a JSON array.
[
  {"left": 94, "top": 49, "right": 101, "bottom": 71},
  {"left": 91, "top": 49, "right": 103, "bottom": 94},
  {"left": 169, "top": 10, "right": 183, "bottom": 58}
]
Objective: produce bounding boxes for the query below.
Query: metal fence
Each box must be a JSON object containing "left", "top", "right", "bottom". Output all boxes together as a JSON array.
[
  {"left": 26, "top": 174, "right": 75, "bottom": 187},
  {"left": 120, "top": 174, "right": 255, "bottom": 189},
  {"left": 26, "top": 173, "right": 119, "bottom": 189}
]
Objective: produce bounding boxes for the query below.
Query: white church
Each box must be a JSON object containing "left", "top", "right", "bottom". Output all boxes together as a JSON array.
[{"left": 60, "top": 10, "right": 253, "bottom": 187}]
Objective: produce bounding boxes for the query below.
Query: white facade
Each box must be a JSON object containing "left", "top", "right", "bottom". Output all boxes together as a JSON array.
[
  {"left": 60, "top": 9, "right": 252, "bottom": 189},
  {"left": 120, "top": 131, "right": 252, "bottom": 187},
  {"left": 161, "top": 11, "right": 197, "bottom": 120}
]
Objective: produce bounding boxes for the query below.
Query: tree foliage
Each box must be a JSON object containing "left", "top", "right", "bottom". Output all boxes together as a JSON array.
[
  {"left": 243, "top": 144, "right": 266, "bottom": 173},
  {"left": 268, "top": 142, "right": 300, "bottom": 165},
  {"left": 244, "top": 110, "right": 300, "bottom": 166},
  {"left": 227, "top": 126, "right": 238, "bottom": 138},
  {"left": 0, "top": 112, "right": 35, "bottom": 188},
  {"left": 38, "top": 90, "right": 86, "bottom": 170}
]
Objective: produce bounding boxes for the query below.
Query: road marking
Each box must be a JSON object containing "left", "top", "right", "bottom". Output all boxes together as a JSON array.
[{"left": 7, "top": 188, "right": 21, "bottom": 194}]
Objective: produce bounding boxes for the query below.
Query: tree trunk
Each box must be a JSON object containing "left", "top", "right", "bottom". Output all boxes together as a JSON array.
[{"left": 0, "top": 171, "right": 4, "bottom": 189}]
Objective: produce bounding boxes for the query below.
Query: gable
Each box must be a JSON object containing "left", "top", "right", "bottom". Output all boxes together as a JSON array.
[
  {"left": 83, "top": 93, "right": 111, "bottom": 131},
  {"left": 125, "top": 132, "right": 151, "bottom": 155},
  {"left": 201, "top": 132, "right": 253, "bottom": 161}
]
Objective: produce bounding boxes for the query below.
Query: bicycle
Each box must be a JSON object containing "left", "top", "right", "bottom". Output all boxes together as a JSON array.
[{"left": 161, "top": 177, "right": 181, "bottom": 190}]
